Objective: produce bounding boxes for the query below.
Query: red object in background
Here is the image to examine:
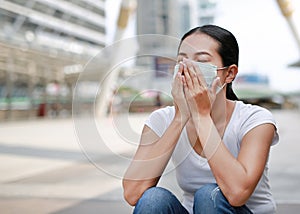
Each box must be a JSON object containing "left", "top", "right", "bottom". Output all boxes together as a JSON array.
[{"left": 37, "top": 103, "right": 46, "bottom": 117}]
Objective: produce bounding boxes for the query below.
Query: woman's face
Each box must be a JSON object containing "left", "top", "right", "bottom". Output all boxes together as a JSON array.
[{"left": 177, "top": 33, "right": 227, "bottom": 82}]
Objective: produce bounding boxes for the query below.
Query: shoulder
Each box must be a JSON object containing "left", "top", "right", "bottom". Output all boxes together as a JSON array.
[
  {"left": 144, "top": 106, "right": 175, "bottom": 136},
  {"left": 234, "top": 101, "right": 279, "bottom": 145},
  {"left": 235, "top": 101, "right": 275, "bottom": 123},
  {"left": 146, "top": 106, "right": 175, "bottom": 122}
]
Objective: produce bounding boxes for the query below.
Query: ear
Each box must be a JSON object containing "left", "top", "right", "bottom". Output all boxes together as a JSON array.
[{"left": 225, "top": 64, "right": 238, "bottom": 83}]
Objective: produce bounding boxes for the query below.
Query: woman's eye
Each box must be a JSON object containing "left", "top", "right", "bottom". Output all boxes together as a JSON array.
[
  {"left": 177, "top": 57, "right": 186, "bottom": 63},
  {"left": 195, "top": 58, "right": 210, "bottom": 63}
]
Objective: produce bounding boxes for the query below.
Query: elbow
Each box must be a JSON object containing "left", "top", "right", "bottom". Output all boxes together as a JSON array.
[
  {"left": 122, "top": 180, "right": 142, "bottom": 206},
  {"left": 227, "top": 195, "right": 247, "bottom": 207},
  {"left": 225, "top": 186, "right": 252, "bottom": 207},
  {"left": 123, "top": 188, "right": 139, "bottom": 206},
  {"left": 122, "top": 177, "right": 158, "bottom": 206}
]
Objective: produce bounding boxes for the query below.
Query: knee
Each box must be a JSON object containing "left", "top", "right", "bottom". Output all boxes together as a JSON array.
[
  {"left": 194, "top": 184, "right": 252, "bottom": 214},
  {"left": 194, "top": 183, "right": 225, "bottom": 212},
  {"left": 133, "top": 187, "right": 175, "bottom": 213},
  {"left": 194, "top": 183, "right": 219, "bottom": 204}
]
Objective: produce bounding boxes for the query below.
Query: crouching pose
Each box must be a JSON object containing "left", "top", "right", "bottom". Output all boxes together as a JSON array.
[{"left": 123, "top": 25, "right": 279, "bottom": 214}]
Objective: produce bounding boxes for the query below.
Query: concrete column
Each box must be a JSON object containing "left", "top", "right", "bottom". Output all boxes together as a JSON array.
[
  {"left": 27, "top": 60, "right": 36, "bottom": 117},
  {"left": 277, "top": 0, "right": 300, "bottom": 56},
  {"left": 96, "top": 0, "right": 136, "bottom": 117},
  {"left": 5, "top": 57, "right": 14, "bottom": 120}
]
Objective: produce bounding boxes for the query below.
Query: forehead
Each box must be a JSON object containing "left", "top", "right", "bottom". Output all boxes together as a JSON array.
[{"left": 178, "top": 33, "right": 220, "bottom": 55}]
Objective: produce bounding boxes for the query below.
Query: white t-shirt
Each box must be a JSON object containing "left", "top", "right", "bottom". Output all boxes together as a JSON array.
[{"left": 145, "top": 101, "right": 279, "bottom": 214}]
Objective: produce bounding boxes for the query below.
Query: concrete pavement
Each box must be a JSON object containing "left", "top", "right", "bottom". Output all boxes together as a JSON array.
[{"left": 0, "top": 109, "right": 300, "bottom": 213}]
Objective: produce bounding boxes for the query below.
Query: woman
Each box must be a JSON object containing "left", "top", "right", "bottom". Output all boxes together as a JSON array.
[{"left": 123, "top": 25, "right": 279, "bottom": 214}]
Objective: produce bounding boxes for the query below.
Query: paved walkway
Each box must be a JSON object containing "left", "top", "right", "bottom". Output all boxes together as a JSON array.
[{"left": 0, "top": 109, "right": 300, "bottom": 213}]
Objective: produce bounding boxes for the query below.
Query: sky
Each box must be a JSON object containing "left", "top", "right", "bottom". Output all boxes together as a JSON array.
[
  {"left": 214, "top": 0, "right": 300, "bottom": 93},
  {"left": 105, "top": 0, "right": 300, "bottom": 93}
]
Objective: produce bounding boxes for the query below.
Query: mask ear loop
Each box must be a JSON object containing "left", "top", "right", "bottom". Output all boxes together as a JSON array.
[
  {"left": 216, "top": 82, "right": 227, "bottom": 94},
  {"left": 215, "top": 66, "right": 229, "bottom": 94}
]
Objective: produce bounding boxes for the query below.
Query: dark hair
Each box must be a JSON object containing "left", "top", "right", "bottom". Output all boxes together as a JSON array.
[{"left": 179, "top": 25, "right": 239, "bottom": 101}]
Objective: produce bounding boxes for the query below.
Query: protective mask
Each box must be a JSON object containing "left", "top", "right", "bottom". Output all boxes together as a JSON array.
[
  {"left": 173, "top": 62, "right": 217, "bottom": 88},
  {"left": 173, "top": 62, "right": 227, "bottom": 94}
]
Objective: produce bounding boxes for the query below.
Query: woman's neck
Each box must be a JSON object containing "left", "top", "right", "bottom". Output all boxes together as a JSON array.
[{"left": 212, "top": 98, "right": 236, "bottom": 137}]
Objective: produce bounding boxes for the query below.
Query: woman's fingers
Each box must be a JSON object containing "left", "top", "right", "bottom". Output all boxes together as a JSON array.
[
  {"left": 192, "top": 61, "right": 207, "bottom": 88},
  {"left": 182, "top": 59, "right": 209, "bottom": 91},
  {"left": 182, "top": 60, "right": 199, "bottom": 90}
]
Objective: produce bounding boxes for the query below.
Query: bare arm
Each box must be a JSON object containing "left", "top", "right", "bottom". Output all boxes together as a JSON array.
[
  {"left": 122, "top": 117, "right": 187, "bottom": 206},
  {"left": 183, "top": 59, "right": 275, "bottom": 206},
  {"left": 194, "top": 115, "right": 274, "bottom": 206},
  {"left": 123, "top": 64, "right": 190, "bottom": 206}
]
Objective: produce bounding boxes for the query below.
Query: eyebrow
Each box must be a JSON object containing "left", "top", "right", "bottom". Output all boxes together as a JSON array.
[
  {"left": 178, "top": 51, "right": 212, "bottom": 57},
  {"left": 178, "top": 52, "right": 187, "bottom": 57}
]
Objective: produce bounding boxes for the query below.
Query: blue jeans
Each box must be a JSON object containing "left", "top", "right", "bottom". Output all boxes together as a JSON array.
[{"left": 133, "top": 184, "right": 253, "bottom": 214}]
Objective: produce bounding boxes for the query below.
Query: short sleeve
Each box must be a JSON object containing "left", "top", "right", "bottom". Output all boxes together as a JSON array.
[
  {"left": 238, "top": 105, "right": 279, "bottom": 146},
  {"left": 144, "top": 106, "right": 175, "bottom": 137}
]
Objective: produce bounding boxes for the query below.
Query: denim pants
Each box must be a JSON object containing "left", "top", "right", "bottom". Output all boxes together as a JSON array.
[{"left": 133, "top": 183, "right": 253, "bottom": 214}]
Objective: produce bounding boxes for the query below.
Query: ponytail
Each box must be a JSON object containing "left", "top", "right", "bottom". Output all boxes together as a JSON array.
[{"left": 226, "top": 82, "right": 239, "bottom": 101}]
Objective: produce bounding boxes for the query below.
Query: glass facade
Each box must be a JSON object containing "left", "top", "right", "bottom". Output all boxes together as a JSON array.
[{"left": 0, "top": 0, "right": 106, "bottom": 120}]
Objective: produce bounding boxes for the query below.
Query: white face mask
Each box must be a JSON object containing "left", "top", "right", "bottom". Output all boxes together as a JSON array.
[{"left": 173, "top": 62, "right": 217, "bottom": 88}]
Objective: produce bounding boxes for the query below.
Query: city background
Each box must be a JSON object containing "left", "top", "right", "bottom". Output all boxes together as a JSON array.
[{"left": 0, "top": 0, "right": 300, "bottom": 213}]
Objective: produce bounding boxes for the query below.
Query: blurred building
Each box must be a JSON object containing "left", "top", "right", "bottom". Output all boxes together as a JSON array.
[
  {"left": 0, "top": 0, "right": 106, "bottom": 120},
  {"left": 132, "top": 0, "right": 217, "bottom": 93},
  {"left": 136, "top": 0, "right": 217, "bottom": 38}
]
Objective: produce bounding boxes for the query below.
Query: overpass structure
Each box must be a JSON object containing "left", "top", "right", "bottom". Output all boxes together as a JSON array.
[{"left": 0, "top": 0, "right": 299, "bottom": 121}]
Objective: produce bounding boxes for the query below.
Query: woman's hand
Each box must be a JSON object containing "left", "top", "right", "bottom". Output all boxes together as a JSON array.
[
  {"left": 171, "top": 62, "right": 190, "bottom": 123},
  {"left": 182, "top": 59, "right": 220, "bottom": 117}
]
